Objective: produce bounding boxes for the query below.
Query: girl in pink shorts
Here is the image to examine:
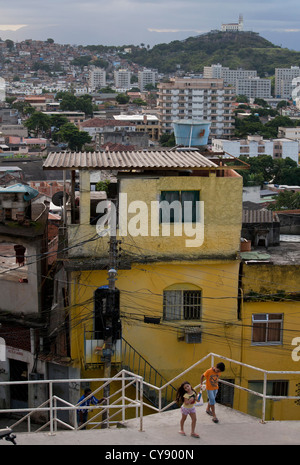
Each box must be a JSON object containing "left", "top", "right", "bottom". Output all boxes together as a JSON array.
[{"left": 176, "top": 381, "right": 200, "bottom": 438}]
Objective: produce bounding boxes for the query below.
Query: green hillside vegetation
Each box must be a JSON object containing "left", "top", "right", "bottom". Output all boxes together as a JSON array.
[{"left": 114, "top": 31, "right": 300, "bottom": 76}]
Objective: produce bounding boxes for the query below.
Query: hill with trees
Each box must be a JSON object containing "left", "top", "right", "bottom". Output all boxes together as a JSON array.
[{"left": 111, "top": 31, "right": 300, "bottom": 76}]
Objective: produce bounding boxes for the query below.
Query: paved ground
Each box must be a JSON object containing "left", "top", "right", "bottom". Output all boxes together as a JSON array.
[{"left": 1, "top": 404, "right": 299, "bottom": 447}]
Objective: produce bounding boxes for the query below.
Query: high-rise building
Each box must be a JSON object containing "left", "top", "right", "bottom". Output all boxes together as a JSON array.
[
  {"left": 114, "top": 69, "right": 131, "bottom": 90},
  {"left": 157, "top": 77, "right": 235, "bottom": 139},
  {"left": 236, "top": 77, "right": 271, "bottom": 99},
  {"left": 88, "top": 67, "right": 106, "bottom": 91},
  {"left": 275, "top": 66, "right": 300, "bottom": 99},
  {"left": 138, "top": 69, "right": 157, "bottom": 91},
  {"left": 203, "top": 64, "right": 257, "bottom": 86},
  {"left": 0, "top": 78, "right": 5, "bottom": 102}
]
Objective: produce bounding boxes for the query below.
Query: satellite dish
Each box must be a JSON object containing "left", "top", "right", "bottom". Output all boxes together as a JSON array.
[{"left": 52, "top": 191, "right": 69, "bottom": 207}]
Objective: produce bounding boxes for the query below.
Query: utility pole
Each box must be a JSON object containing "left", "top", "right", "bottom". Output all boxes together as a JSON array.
[{"left": 102, "top": 234, "right": 120, "bottom": 427}]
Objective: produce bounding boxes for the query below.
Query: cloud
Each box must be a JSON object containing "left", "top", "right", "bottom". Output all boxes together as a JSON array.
[
  {"left": 0, "top": 25, "right": 27, "bottom": 31},
  {"left": 283, "top": 29, "right": 300, "bottom": 33}
]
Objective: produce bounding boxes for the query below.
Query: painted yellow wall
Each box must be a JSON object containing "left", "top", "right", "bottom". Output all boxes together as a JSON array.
[
  {"left": 235, "top": 264, "right": 300, "bottom": 420},
  {"left": 67, "top": 172, "right": 243, "bottom": 261},
  {"left": 69, "top": 260, "right": 241, "bottom": 383}
]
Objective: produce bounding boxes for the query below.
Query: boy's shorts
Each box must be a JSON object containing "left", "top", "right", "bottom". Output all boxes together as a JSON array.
[{"left": 207, "top": 389, "right": 218, "bottom": 405}]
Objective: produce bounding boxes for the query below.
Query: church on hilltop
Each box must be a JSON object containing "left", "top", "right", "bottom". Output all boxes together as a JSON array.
[{"left": 221, "top": 14, "right": 243, "bottom": 32}]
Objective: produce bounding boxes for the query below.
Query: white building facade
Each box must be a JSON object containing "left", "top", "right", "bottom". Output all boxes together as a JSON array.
[
  {"left": 236, "top": 77, "right": 271, "bottom": 99},
  {"left": 0, "top": 78, "right": 5, "bottom": 102},
  {"left": 138, "top": 69, "right": 157, "bottom": 91},
  {"left": 88, "top": 67, "right": 106, "bottom": 91},
  {"left": 221, "top": 15, "right": 244, "bottom": 32},
  {"left": 275, "top": 66, "right": 300, "bottom": 99},
  {"left": 157, "top": 77, "right": 235, "bottom": 139},
  {"left": 212, "top": 135, "right": 299, "bottom": 164},
  {"left": 203, "top": 64, "right": 257, "bottom": 86},
  {"left": 114, "top": 69, "right": 131, "bottom": 91}
]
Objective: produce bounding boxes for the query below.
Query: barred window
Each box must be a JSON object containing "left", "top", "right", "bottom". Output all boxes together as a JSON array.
[
  {"left": 252, "top": 313, "right": 283, "bottom": 345},
  {"left": 163, "top": 290, "right": 202, "bottom": 321}
]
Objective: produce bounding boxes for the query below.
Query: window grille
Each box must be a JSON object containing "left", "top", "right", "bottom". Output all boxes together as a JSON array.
[{"left": 163, "top": 290, "right": 201, "bottom": 321}]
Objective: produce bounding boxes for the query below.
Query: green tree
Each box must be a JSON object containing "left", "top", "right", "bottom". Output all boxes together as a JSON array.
[
  {"left": 59, "top": 93, "right": 78, "bottom": 111},
  {"left": 96, "top": 180, "right": 110, "bottom": 192},
  {"left": 132, "top": 98, "right": 147, "bottom": 106},
  {"left": 253, "top": 98, "right": 268, "bottom": 107},
  {"left": 159, "top": 133, "right": 176, "bottom": 147},
  {"left": 24, "top": 111, "right": 52, "bottom": 137},
  {"left": 268, "top": 190, "right": 300, "bottom": 210},
  {"left": 57, "top": 123, "right": 92, "bottom": 151},
  {"left": 12, "top": 101, "right": 35, "bottom": 117},
  {"left": 76, "top": 95, "right": 94, "bottom": 117},
  {"left": 116, "top": 93, "right": 130, "bottom": 104},
  {"left": 272, "top": 158, "right": 300, "bottom": 185},
  {"left": 99, "top": 87, "right": 116, "bottom": 94},
  {"left": 276, "top": 100, "right": 290, "bottom": 110},
  {"left": 57, "top": 92, "right": 93, "bottom": 117},
  {"left": 49, "top": 114, "right": 69, "bottom": 141},
  {"left": 144, "top": 83, "right": 156, "bottom": 91},
  {"left": 236, "top": 95, "right": 249, "bottom": 103}
]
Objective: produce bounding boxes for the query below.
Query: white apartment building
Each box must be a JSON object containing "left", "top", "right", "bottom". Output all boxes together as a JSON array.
[
  {"left": 88, "top": 67, "right": 106, "bottom": 91},
  {"left": 291, "top": 77, "right": 300, "bottom": 106},
  {"left": 275, "top": 66, "right": 300, "bottom": 99},
  {"left": 236, "top": 77, "right": 271, "bottom": 99},
  {"left": 203, "top": 64, "right": 257, "bottom": 86},
  {"left": 277, "top": 126, "right": 300, "bottom": 140},
  {"left": 138, "top": 69, "right": 157, "bottom": 91},
  {"left": 157, "top": 77, "right": 235, "bottom": 139},
  {"left": 0, "top": 78, "right": 5, "bottom": 102},
  {"left": 114, "top": 69, "right": 131, "bottom": 90},
  {"left": 212, "top": 135, "right": 299, "bottom": 164}
]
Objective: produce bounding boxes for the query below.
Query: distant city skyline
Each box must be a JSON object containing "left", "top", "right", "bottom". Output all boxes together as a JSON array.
[{"left": 1, "top": 1, "right": 300, "bottom": 51}]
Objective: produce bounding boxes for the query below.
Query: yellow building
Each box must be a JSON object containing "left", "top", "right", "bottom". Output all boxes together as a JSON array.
[
  {"left": 237, "top": 251, "right": 300, "bottom": 421},
  {"left": 43, "top": 149, "right": 300, "bottom": 420}
]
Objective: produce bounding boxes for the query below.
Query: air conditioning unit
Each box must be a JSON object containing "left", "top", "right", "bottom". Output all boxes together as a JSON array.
[{"left": 184, "top": 327, "right": 202, "bottom": 344}]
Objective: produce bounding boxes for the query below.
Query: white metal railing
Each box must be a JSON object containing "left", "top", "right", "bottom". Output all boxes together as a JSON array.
[
  {"left": 1, "top": 353, "right": 300, "bottom": 434},
  {"left": 0, "top": 370, "right": 144, "bottom": 434}
]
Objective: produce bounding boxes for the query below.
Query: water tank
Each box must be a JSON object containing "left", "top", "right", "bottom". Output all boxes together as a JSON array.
[{"left": 173, "top": 120, "right": 211, "bottom": 148}]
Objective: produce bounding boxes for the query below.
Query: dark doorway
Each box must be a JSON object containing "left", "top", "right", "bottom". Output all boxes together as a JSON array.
[{"left": 9, "top": 359, "right": 28, "bottom": 410}]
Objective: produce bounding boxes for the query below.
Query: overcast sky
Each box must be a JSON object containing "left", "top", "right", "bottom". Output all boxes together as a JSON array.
[{"left": 1, "top": 0, "right": 300, "bottom": 50}]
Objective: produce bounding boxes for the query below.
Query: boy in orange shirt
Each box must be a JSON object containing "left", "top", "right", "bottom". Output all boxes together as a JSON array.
[{"left": 200, "top": 362, "right": 225, "bottom": 423}]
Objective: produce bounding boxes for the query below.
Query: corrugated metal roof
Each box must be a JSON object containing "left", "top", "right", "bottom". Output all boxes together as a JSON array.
[
  {"left": 242, "top": 209, "right": 280, "bottom": 223},
  {"left": 43, "top": 150, "right": 219, "bottom": 171},
  {"left": 0, "top": 183, "right": 39, "bottom": 200}
]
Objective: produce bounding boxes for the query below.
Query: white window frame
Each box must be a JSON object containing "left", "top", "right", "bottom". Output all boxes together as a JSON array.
[{"left": 251, "top": 313, "right": 283, "bottom": 345}]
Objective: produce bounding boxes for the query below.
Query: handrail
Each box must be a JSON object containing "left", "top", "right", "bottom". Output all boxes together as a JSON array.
[
  {"left": 122, "top": 338, "right": 177, "bottom": 408},
  {"left": 0, "top": 353, "right": 300, "bottom": 431}
]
